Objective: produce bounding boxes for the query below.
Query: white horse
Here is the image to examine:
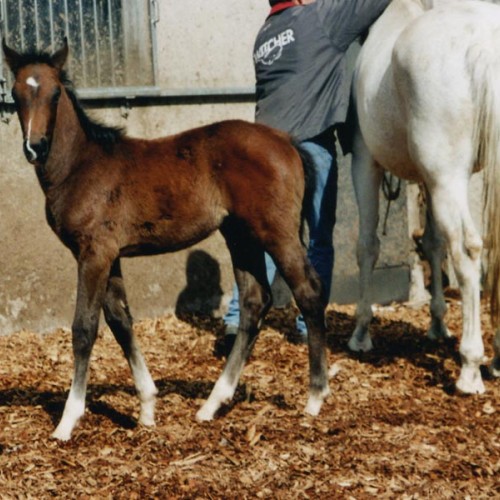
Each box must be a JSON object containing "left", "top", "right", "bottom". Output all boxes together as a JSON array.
[{"left": 349, "top": 0, "right": 500, "bottom": 393}]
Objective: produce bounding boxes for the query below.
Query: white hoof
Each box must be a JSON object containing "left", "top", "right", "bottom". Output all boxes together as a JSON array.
[
  {"left": 139, "top": 415, "right": 156, "bottom": 427},
  {"left": 456, "top": 365, "right": 485, "bottom": 394},
  {"left": 51, "top": 396, "right": 85, "bottom": 441},
  {"left": 51, "top": 421, "right": 76, "bottom": 441},
  {"left": 304, "top": 397, "right": 322, "bottom": 417},
  {"left": 328, "top": 362, "right": 342, "bottom": 379},
  {"left": 139, "top": 397, "right": 156, "bottom": 427},
  {"left": 348, "top": 334, "right": 373, "bottom": 352},
  {"left": 304, "top": 387, "right": 330, "bottom": 417},
  {"left": 196, "top": 376, "right": 234, "bottom": 422},
  {"left": 195, "top": 404, "right": 216, "bottom": 422}
]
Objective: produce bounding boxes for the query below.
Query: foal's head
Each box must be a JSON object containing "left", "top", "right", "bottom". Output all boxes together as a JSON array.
[{"left": 2, "top": 38, "right": 68, "bottom": 165}]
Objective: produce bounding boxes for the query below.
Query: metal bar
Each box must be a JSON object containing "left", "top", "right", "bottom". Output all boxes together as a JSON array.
[
  {"left": 48, "top": 0, "right": 54, "bottom": 48},
  {"left": 34, "top": 0, "right": 40, "bottom": 49},
  {"left": 1, "top": 85, "right": 256, "bottom": 104},
  {"left": 62, "top": 0, "right": 71, "bottom": 75},
  {"left": 77, "top": 85, "right": 256, "bottom": 100},
  {"left": 149, "top": 0, "right": 159, "bottom": 85},
  {"left": 92, "top": 0, "right": 100, "bottom": 86},
  {"left": 0, "top": 0, "right": 4, "bottom": 101},
  {"left": 1, "top": 0, "right": 6, "bottom": 45},
  {"left": 78, "top": 0, "right": 87, "bottom": 86},
  {"left": 18, "top": 0, "right": 24, "bottom": 48},
  {"left": 0, "top": 0, "right": 8, "bottom": 92},
  {"left": 63, "top": 0, "right": 69, "bottom": 38},
  {"left": 107, "top": 0, "right": 115, "bottom": 86}
]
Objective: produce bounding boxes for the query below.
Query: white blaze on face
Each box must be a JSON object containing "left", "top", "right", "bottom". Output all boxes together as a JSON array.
[
  {"left": 25, "top": 118, "right": 37, "bottom": 161},
  {"left": 26, "top": 76, "right": 39, "bottom": 89},
  {"left": 24, "top": 76, "right": 39, "bottom": 161}
]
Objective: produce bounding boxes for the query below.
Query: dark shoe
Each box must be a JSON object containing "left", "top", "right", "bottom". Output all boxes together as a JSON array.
[
  {"left": 290, "top": 330, "right": 308, "bottom": 345},
  {"left": 224, "top": 333, "right": 237, "bottom": 357}
]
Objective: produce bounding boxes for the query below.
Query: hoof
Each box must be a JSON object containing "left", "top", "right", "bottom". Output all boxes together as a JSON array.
[
  {"left": 195, "top": 406, "right": 214, "bottom": 422},
  {"left": 427, "top": 325, "right": 452, "bottom": 341},
  {"left": 348, "top": 334, "right": 373, "bottom": 352},
  {"left": 51, "top": 413, "right": 82, "bottom": 441},
  {"left": 456, "top": 367, "right": 485, "bottom": 395},
  {"left": 490, "top": 359, "right": 500, "bottom": 378},
  {"left": 304, "top": 397, "right": 322, "bottom": 417},
  {"left": 51, "top": 426, "right": 73, "bottom": 442},
  {"left": 305, "top": 387, "right": 330, "bottom": 417},
  {"left": 139, "top": 414, "right": 156, "bottom": 427},
  {"left": 328, "top": 362, "right": 342, "bottom": 379},
  {"left": 139, "top": 397, "right": 156, "bottom": 427}
]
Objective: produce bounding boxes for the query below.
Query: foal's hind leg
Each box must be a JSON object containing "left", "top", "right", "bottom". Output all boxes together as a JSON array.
[
  {"left": 196, "top": 235, "right": 271, "bottom": 421},
  {"left": 421, "top": 196, "right": 452, "bottom": 341},
  {"left": 103, "top": 259, "right": 158, "bottom": 427},
  {"left": 269, "top": 239, "right": 329, "bottom": 416},
  {"left": 52, "top": 254, "right": 113, "bottom": 441},
  {"left": 348, "top": 138, "right": 383, "bottom": 352}
]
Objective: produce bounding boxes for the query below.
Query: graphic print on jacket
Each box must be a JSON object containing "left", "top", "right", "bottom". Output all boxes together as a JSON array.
[{"left": 253, "top": 28, "right": 295, "bottom": 65}]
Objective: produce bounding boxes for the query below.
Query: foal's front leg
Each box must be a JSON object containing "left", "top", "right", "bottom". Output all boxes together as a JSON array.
[
  {"left": 52, "top": 255, "right": 112, "bottom": 441},
  {"left": 103, "top": 259, "right": 158, "bottom": 427}
]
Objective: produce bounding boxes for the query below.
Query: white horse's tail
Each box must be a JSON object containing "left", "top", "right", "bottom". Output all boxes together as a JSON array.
[{"left": 471, "top": 42, "right": 500, "bottom": 326}]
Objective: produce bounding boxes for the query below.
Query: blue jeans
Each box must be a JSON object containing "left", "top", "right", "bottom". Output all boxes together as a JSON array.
[{"left": 224, "top": 128, "right": 338, "bottom": 334}]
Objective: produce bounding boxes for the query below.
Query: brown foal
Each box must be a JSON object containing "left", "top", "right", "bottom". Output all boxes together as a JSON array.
[{"left": 3, "top": 39, "right": 329, "bottom": 440}]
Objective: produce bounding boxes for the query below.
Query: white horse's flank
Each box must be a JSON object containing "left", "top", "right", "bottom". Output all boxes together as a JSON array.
[{"left": 350, "top": 0, "right": 500, "bottom": 391}]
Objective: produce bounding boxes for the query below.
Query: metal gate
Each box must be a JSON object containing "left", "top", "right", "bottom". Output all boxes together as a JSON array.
[{"left": 0, "top": 0, "right": 159, "bottom": 100}]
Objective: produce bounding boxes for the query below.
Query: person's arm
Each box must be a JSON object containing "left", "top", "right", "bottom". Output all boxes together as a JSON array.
[{"left": 316, "top": 0, "right": 391, "bottom": 50}]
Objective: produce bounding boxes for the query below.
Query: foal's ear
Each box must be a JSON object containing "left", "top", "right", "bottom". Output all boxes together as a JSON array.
[
  {"left": 51, "top": 37, "right": 69, "bottom": 71},
  {"left": 2, "top": 38, "right": 22, "bottom": 73}
]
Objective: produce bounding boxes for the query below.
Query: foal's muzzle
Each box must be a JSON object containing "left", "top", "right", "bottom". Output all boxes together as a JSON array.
[{"left": 24, "top": 137, "right": 49, "bottom": 164}]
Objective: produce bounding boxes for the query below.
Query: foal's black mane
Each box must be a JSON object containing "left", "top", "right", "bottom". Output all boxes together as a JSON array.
[
  {"left": 15, "top": 50, "right": 125, "bottom": 149},
  {"left": 62, "top": 76, "right": 125, "bottom": 149}
]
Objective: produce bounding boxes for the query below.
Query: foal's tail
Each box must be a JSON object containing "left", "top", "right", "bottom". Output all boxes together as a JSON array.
[
  {"left": 472, "top": 44, "right": 500, "bottom": 326},
  {"left": 292, "top": 141, "right": 316, "bottom": 246}
]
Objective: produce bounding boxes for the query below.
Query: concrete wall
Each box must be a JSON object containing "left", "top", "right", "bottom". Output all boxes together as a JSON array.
[{"left": 0, "top": 0, "right": 412, "bottom": 335}]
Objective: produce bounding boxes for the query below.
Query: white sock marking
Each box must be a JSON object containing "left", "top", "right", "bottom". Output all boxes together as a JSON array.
[
  {"left": 196, "top": 374, "right": 235, "bottom": 422},
  {"left": 52, "top": 391, "right": 86, "bottom": 441}
]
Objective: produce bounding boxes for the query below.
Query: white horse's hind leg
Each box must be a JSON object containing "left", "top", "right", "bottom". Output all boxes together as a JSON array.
[
  {"left": 421, "top": 197, "right": 452, "bottom": 341},
  {"left": 349, "top": 136, "right": 383, "bottom": 353},
  {"left": 429, "top": 181, "right": 485, "bottom": 394}
]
